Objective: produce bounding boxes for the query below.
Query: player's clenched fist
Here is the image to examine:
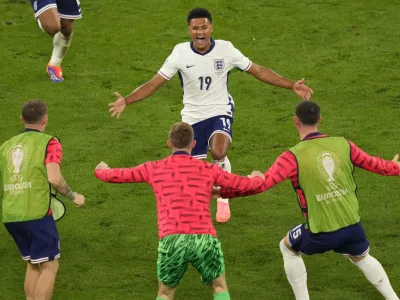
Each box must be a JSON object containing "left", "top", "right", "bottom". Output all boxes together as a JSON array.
[
  {"left": 109, "top": 92, "right": 126, "bottom": 119},
  {"left": 72, "top": 193, "right": 85, "bottom": 207},
  {"left": 95, "top": 161, "right": 110, "bottom": 170}
]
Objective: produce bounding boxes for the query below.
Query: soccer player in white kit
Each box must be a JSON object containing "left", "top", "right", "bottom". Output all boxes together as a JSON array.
[{"left": 109, "top": 8, "right": 313, "bottom": 223}]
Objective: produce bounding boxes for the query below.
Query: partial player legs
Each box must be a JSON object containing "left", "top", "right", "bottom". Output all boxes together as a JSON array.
[
  {"left": 349, "top": 254, "right": 399, "bottom": 300},
  {"left": 34, "top": 260, "right": 59, "bottom": 300},
  {"left": 279, "top": 237, "right": 310, "bottom": 300},
  {"left": 51, "top": 18, "right": 74, "bottom": 67},
  {"left": 46, "top": 18, "right": 74, "bottom": 82},
  {"left": 210, "top": 133, "right": 231, "bottom": 223},
  {"left": 37, "top": 7, "right": 61, "bottom": 35},
  {"left": 24, "top": 262, "right": 41, "bottom": 300},
  {"left": 36, "top": 7, "right": 66, "bottom": 82},
  {"left": 32, "top": 0, "right": 80, "bottom": 82},
  {"left": 211, "top": 273, "right": 230, "bottom": 299},
  {"left": 214, "top": 155, "right": 231, "bottom": 223},
  {"left": 280, "top": 225, "right": 399, "bottom": 300},
  {"left": 157, "top": 281, "right": 177, "bottom": 300}
]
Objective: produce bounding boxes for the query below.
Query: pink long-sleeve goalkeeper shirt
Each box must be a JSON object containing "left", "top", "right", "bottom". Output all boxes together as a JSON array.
[{"left": 95, "top": 152, "right": 264, "bottom": 239}]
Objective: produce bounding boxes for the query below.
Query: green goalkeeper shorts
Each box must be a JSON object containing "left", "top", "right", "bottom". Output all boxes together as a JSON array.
[{"left": 157, "top": 234, "right": 225, "bottom": 287}]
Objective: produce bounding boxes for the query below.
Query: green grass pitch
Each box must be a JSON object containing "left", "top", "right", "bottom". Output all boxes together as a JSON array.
[{"left": 0, "top": 0, "right": 399, "bottom": 299}]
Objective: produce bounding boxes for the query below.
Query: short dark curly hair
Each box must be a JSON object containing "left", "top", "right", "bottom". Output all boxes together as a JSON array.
[
  {"left": 295, "top": 101, "right": 320, "bottom": 125},
  {"left": 187, "top": 8, "right": 212, "bottom": 25}
]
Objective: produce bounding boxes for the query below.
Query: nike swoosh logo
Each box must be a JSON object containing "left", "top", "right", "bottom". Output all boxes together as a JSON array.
[{"left": 186, "top": 65, "right": 195, "bottom": 68}]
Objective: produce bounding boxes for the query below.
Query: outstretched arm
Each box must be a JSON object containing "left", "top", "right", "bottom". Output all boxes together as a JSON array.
[
  {"left": 109, "top": 73, "right": 167, "bottom": 119},
  {"left": 213, "top": 167, "right": 265, "bottom": 194},
  {"left": 124, "top": 74, "right": 167, "bottom": 105},
  {"left": 109, "top": 45, "right": 181, "bottom": 119},
  {"left": 349, "top": 141, "right": 400, "bottom": 176},
  {"left": 246, "top": 63, "right": 313, "bottom": 100},
  {"left": 94, "top": 161, "right": 152, "bottom": 183},
  {"left": 220, "top": 151, "right": 298, "bottom": 198}
]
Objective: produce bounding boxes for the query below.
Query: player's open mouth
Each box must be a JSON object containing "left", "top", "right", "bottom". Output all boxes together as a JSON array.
[{"left": 196, "top": 37, "right": 206, "bottom": 45}]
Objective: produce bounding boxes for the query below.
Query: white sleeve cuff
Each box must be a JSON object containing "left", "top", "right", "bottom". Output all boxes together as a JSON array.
[
  {"left": 243, "top": 61, "right": 252, "bottom": 72},
  {"left": 158, "top": 70, "right": 171, "bottom": 80}
]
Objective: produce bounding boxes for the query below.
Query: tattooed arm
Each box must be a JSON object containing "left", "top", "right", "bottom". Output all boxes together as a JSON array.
[
  {"left": 44, "top": 140, "right": 84, "bottom": 207},
  {"left": 54, "top": 176, "right": 75, "bottom": 200},
  {"left": 46, "top": 163, "right": 75, "bottom": 199},
  {"left": 46, "top": 163, "right": 85, "bottom": 207}
]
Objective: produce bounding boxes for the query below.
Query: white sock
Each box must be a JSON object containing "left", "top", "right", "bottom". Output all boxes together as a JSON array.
[
  {"left": 213, "top": 156, "right": 232, "bottom": 173},
  {"left": 280, "top": 239, "right": 310, "bottom": 300},
  {"left": 49, "top": 32, "right": 73, "bottom": 67},
  {"left": 214, "top": 156, "right": 231, "bottom": 204},
  {"left": 352, "top": 255, "right": 399, "bottom": 300}
]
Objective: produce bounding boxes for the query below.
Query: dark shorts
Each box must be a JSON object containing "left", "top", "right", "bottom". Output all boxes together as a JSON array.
[
  {"left": 191, "top": 115, "right": 233, "bottom": 159},
  {"left": 5, "top": 215, "right": 60, "bottom": 264},
  {"left": 288, "top": 222, "right": 370, "bottom": 256},
  {"left": 30, "top": 0, "right": 82, "bottom": 20}
]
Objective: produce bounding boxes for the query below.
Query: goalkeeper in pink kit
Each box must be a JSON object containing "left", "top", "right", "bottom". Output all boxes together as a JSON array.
[{"left": 94, "top": 122, "right": 264, "bottom": 300}]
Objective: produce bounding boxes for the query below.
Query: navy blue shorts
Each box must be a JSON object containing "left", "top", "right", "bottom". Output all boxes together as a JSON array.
[
  {"left": 30, "top": 0, "right": 82, "bottom": 20},
  {"left": 5, "top": 215, "right": 60, "bottom": 264},
  {"left": 191, "top": 115, "right": 233, "bottom": 159},
  {"left": 288, "top": 223, "right": 370, "bottom": 256}
]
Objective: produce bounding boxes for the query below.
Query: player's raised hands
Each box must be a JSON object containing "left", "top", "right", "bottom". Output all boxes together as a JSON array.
[
  {"left": 95, "top": 161, "right": 110, "bottom": 170},
  {"left": 109, "top": 92, "right": 127, "bottom": 119},
  {"left": 293, "top": 78, "right": 313, "bottom": 100},
  {"left": 392, "top": 154, "right": 400, "bottom": 166}
]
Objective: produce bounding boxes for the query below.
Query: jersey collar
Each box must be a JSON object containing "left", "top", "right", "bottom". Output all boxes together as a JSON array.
[
  {"left": 173, "top": 151, "right": 191, "bottom": 156},
  {"left": 302, "top": 132, "right": 328, "bottom": 141},
  {"left": 23, "top": 128, "right": 41, "bottom": 133},
  {"left": 190, "top": 38, "right": 216, "bottom": 56}
]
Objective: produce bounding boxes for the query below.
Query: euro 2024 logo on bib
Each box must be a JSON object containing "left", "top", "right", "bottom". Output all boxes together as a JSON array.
[
  {"left": 214, "top": 59, "right": 225, "bottom": 74},
  {"left": 318, "top": 152, "right": 340, "bottom": 182},
  {"left": 7, "top": 144, "right": 28, "bottom": 183},
  {"left": 316, "top": 152, "right": 349, "bottom": 202}
]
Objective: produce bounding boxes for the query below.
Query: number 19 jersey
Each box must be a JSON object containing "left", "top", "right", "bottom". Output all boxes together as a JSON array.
[{"left": 158, "top": 39, "right": 252, "bottom": 125}]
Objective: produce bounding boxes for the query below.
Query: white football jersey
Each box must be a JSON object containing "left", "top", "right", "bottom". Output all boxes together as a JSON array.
[{"left": 158, "top": 39, "right": 252, "bottom": 124}]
